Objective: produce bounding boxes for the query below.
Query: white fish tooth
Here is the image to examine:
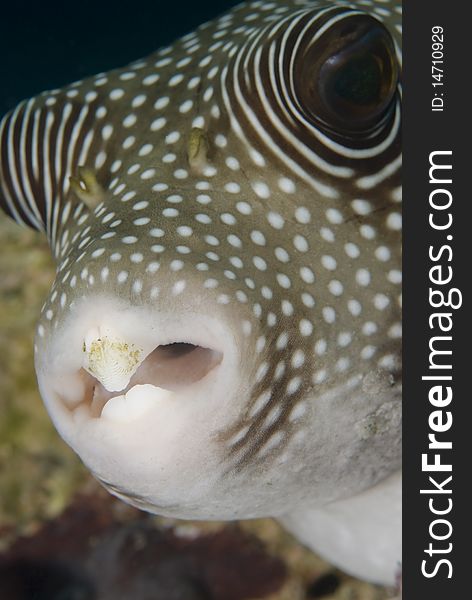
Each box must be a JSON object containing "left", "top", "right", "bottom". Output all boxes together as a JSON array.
[
  {"left": 82, "top": 331, "right": 144, "bottom": 392},
  {"left": 101, "top": 384, "right": 173, "bottom": 422}
]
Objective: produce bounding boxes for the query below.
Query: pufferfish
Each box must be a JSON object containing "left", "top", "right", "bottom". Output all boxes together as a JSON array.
[{"left": 0, "top": 0, "right": 402, "bottom": 586}]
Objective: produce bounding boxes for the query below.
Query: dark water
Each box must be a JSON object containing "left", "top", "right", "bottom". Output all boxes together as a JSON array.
[{"left": 0, "top": 0, "right": 240, "bottom": 118}]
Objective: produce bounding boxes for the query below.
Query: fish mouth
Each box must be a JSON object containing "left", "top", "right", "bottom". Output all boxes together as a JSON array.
[
  {"left": 35, "top": 301, "right": 243, "bottom": 455},
  {"left": 56, "top": 341, "right": 224, "bottom": 421},
  {"left": 87, "top": 342, "right": 222, "bottom": 418}
]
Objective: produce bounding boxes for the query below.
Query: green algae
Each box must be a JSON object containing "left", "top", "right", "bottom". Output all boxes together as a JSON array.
[{"left": 0, "top": 218, "right": 87, "bottom": 531}]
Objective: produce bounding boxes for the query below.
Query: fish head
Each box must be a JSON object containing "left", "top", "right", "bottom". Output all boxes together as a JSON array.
[{"left": 0, "top": 0, "right": 401, "bottom": 520}]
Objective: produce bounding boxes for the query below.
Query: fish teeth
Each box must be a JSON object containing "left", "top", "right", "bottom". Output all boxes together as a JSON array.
[
  {"left": 101, "top": 384, "right": 172, "bottom": 422},
  {"left": 82, "top": 330, "right": 144, "bottom": 392}
]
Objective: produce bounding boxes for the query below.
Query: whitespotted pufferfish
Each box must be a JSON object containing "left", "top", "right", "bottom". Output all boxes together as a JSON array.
[{"left": 0, "top": 0, "right": 402, "bottom": 586}]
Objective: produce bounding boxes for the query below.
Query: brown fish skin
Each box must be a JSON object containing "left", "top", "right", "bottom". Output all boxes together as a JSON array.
[{"left": 0, "top": 0, "right": 402, "bottom": 585}]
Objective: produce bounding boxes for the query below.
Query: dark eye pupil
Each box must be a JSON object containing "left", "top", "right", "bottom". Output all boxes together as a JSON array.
[
  {"left": 334, "top": 55, "right": 381, "bottom": 106},
  {"left": 316, "top": 18, "right": 398, "bottom": 133},
  {"left": 295, "top": 14, "right": 399, "bottom": 136}
]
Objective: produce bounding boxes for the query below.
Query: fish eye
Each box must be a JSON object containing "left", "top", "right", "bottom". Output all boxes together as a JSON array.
[{"left": 298, "top": 15, "right": 399, "bottom": 135}]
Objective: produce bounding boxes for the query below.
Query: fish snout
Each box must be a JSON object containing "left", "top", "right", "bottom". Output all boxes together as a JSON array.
[
  {"left": 35, "top": 291, "right": 247, "bottom": 416},
  {"left": 34, "top": 293, "right": 252, "bottom": 491}
]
